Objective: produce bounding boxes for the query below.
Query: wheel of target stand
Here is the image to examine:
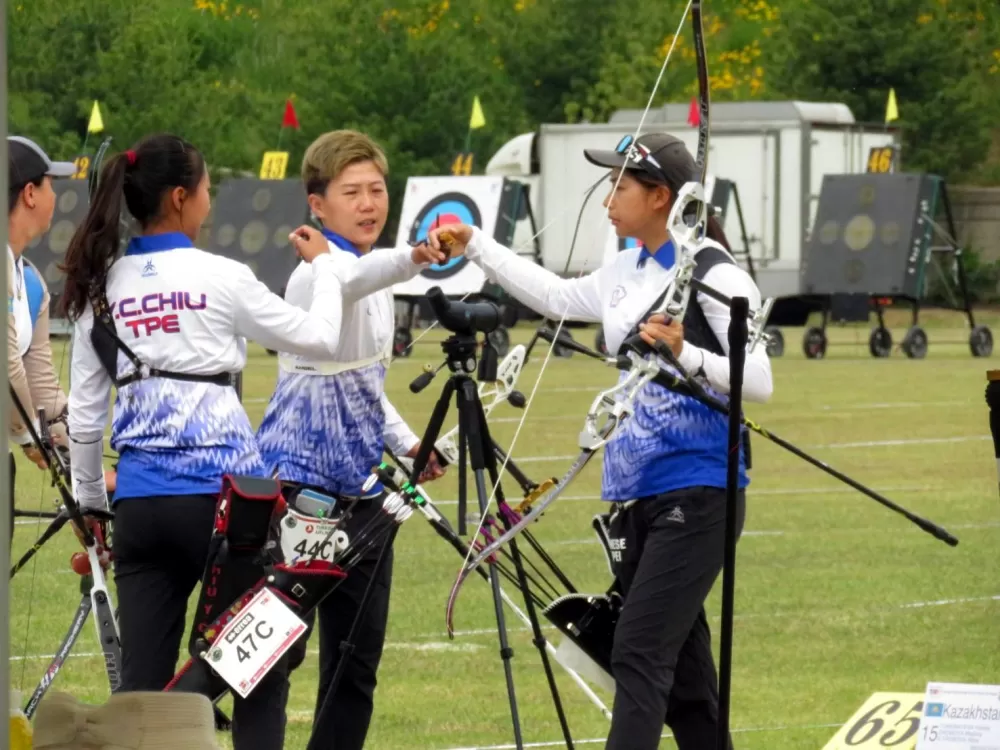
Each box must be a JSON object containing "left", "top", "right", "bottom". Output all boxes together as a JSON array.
[
  {"left": 595, "top": 327, "right": 609, "bottom": 356},
  {"left": 969, "top": 325, "right": 993, "bottom": 358},
  {"left": 393, "top": 327, "right": 413, "bottom": 358},
  {"left": 764, "top": 326, "right": 784, "bottom": 357},
  {"left": 487, "top": 326, "right": 511, "bottom": 356},
  {"left": 901, "top": 325, "right": 928, "bottom": 359},
  {"left": 868, "top": 327, "right": 893, "bottom": 358},
  {"left": 802, "top": 327, "right": 827, "bottom": 359}
]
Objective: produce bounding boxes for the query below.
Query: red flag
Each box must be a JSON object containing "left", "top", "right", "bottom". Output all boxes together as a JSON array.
[
  {"left": 686, "top": 96, "right": 699, "bottom": 127},
  {"left": 282, "top": 99, "right": 299, "bottom": 129}
]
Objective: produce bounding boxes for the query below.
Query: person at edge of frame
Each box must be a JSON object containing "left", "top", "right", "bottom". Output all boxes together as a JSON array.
[
  {"left": 7, "top": 136, "right": 72, "bottom": 543},
  {"left": 60, "top": 133, "right": 456, "bottom": 750},
  {"left": 258, "top": 129, "right": 448, "bottom": 750},
  {"left": 5, "top": 136, "right": 120, "bottom": 547},
  {"left": 426, "top": 132, "right": 774, "bottom": 750}
]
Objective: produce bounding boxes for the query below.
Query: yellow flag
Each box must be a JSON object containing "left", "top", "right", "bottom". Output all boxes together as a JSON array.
[
  {"left": 884, "top": 88, "right": 899, "bottom": 123},
  {"left": 87, "top": 101, "right": 104, "bottom": 134},
  {"left": 469, "top": 96, "right": 486, "bottom": 130}
]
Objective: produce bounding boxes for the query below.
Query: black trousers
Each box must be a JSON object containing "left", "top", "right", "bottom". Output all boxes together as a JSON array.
[
  {"left": 605, "top": 486, "right": 746, "bottom": 750},
  {"left": 286, "top": 491, "right": 395, "bottom": 750},
  {"left": 112, "top": 494, "right": 290, "bottom": 750}
]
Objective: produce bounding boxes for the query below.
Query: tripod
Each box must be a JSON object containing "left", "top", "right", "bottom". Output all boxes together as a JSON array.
[{"left": 407, "top": 328, "right": 575, "bottom": 750}]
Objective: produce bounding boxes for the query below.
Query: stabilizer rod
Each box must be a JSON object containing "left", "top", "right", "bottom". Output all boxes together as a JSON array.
[{"left": 617, "top": 356, "right": 959, "bottom": 548}]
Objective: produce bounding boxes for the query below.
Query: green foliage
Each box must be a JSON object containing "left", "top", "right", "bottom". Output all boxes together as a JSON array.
[
  {"left": 925, "top": 246, "right": 1000, "bottom": 305},
  {"left": 764, "top": 0, "right": 1000, "bottom": 183},
  {"left": 7, "top": 0, "right": 999, "bottom": 242}
]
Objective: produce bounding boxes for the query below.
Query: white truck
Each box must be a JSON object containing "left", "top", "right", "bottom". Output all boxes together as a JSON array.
[
  {"left": 487, "top": 100, "right": 900, "bottom": 297},
  {"left": 392, "top": 101, "right": 901, "bottom": 357}
]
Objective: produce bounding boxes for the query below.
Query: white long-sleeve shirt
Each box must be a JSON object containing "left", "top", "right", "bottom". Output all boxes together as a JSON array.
[
  {"left": 465, "top": 226, "right": 773, "bottom": 500},
  {"left": 67, "top": 231, "right": 353, "bottom": 509},
  {"left": 256, "top": 231, "right": 423, "bottom": 497}
]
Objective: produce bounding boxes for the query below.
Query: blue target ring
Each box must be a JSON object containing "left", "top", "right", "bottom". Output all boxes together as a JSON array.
[{"left": 408, "top": 193, "right": 482, "bottom": 279}]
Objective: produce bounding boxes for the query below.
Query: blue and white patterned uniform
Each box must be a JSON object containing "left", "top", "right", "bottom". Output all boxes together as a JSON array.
[
  {"left": 464, "top": 227, "right": 773, "bottom": 501},
  {"left": 67, "top": 231, "right": 348, "bottom": 508},
  {"left": 257, "top": 231, "right": 424, "bottom": 497}
]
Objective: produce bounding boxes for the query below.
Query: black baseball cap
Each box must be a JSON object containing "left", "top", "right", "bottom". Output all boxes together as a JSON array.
[
  {"left": 584, "top": 132, "right": 696, "bottom": 192},
  {"left": 8, "top": 136, "right": 76, "bottom": 191}
]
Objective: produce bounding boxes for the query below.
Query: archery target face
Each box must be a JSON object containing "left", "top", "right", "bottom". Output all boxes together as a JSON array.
[
  {"left": 406, "top": 192, "right": 481, "bottom": 280},
  {"left": 393, "top": 177, "right": 500, "bottom": 297}
]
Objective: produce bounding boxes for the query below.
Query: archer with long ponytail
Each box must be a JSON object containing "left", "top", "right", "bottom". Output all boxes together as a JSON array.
[
  {"left": 61, "top": 138, "right": 186, "bottom": 321},
  {"left": 60, "top": 132, "right": 354, "bottom": 750}
]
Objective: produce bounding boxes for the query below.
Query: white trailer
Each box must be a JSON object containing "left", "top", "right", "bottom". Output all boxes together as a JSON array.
[{"left": 485, "top": 101, "right": 901, "bottom": 300}]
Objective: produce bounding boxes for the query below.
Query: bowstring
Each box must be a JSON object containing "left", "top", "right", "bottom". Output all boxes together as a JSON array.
[
  {"left": 17, "top": 310, "right": 72, "bottom": 689},
  {"left": 456, "top": 0, "right": 696, "bottom": 572}
]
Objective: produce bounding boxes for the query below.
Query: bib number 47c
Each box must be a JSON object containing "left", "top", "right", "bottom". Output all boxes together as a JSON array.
[{"left": 204, "top": 587, "right": 307, "bottom": 699}]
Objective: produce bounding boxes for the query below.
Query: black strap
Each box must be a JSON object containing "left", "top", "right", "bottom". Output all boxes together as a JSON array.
[
  {"left": 88, "top": 289, "right": 233, "bottom": 389},
  {"left": 617, "top": 246, "right": 752, "bottom": 468},
  {"left": 617, "top": 245, "right": 734, "bottom": 356}
]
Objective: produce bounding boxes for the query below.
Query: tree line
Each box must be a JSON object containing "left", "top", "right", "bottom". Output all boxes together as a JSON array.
[{"left": 10, "top": 0, "right": 999, "bottom": 236}]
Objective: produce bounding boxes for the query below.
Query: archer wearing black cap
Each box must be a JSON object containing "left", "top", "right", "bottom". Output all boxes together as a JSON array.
[
  {"left": 7, "top": 136, "right": 78, "bottom": 541},
  {"left": 428, "top": 132, "right": 773, "bottom": 749}
]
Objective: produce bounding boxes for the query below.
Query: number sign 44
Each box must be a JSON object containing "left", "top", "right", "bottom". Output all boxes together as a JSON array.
[{"left": 823, "top": 693, "right": 925, "bottom": 750}]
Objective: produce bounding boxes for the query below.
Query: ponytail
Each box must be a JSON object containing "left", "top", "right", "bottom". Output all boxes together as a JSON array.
[
  {"left": 60, "top": 133, "right": 205, "bottom": 321},
  {"left": 60, "top": 154, "right": 129, "bottom": 320},
  {"left": 706, "top": 214, "right": 732, "bottom": 253}
]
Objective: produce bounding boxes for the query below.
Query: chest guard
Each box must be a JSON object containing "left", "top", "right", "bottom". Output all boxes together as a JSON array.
[{"left": 618, "top": 246, "right": 752, "bottom": 468}]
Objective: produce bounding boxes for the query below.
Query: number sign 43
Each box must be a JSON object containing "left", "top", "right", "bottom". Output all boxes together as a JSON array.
[{"left": 823, "top": 693, "right": 924, "bottom": 749}]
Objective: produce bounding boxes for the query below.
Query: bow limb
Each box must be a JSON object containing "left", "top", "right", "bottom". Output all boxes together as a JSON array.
[
  {"left": 444, "top": 447, "right": 596, "bottom": 638},
  {"left": 444, "top": 352, "right": 662, "bottom": 635}
]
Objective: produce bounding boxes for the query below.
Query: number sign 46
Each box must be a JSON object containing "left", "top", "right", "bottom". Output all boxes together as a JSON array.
[{"left": 823, "top": 693, "right": 924, "bottom": 749}]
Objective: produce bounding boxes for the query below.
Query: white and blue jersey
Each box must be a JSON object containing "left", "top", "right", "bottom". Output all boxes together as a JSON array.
[
  {"left": 464, "top": 227, "right": 773, "bottom": 501},
  {"left": 257, "top": 230, "right": 425, "bottom": 497},
  {"left": 8, "top": 245, "right": 68, "bottom": 445},
  {"left": 67, "top": 231, "right": 347, "bottom": 509}
]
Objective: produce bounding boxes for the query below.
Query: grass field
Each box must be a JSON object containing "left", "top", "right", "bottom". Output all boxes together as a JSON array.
[{"left": 9, "top": 308, "right": 1000, "bottom": 750}]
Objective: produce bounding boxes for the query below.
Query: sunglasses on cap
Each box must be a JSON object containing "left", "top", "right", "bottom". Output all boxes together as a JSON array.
[
  {"left": 615, "top": 135, "right": 710, "bottom": 234},
  {"left": 613, "top": 135, "right": 673, "bottom": 186}
]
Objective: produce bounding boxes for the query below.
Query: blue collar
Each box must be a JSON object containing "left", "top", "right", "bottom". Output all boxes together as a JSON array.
[
  {"left": 124, "top": 232, "right": 194, "bottom": 256},
  {"left": 320, "top": 228, "right": 362, "bottom": 258},
  {"left": 638, "top": 239, "right": 675, "bottom": 269}
]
